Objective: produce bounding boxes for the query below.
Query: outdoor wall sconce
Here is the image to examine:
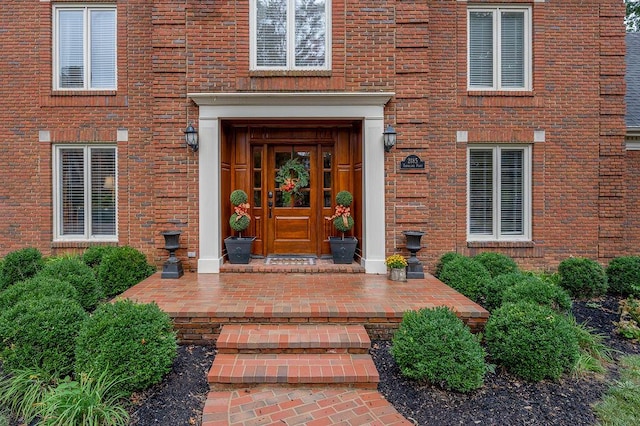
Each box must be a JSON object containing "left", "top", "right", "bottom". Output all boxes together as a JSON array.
[
  {"left": 383, "top": 125, "right": 397, "bottom": 152},
  {"left": 184, "top": 124, "right": 199, "bottom": 152}
]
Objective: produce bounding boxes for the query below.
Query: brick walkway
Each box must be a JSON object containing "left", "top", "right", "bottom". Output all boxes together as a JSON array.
[{"left": 121, "top": 271, "right": 488, "bottom": 425}]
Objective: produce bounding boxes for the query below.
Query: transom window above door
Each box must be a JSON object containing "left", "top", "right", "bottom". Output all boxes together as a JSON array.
[
  {"left": 250, "top": 0, "right": 331, "bottom": 71},
  {"left": 467, "top": 6, "right": 531, "bottom": 91}
]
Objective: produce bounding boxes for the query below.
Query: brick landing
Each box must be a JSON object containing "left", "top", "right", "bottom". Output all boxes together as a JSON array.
[{"left": 120, "top": 272, "right": 489, "bottom": 344}]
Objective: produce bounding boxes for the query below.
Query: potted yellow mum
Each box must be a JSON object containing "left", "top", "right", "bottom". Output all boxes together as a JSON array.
[{"left": 385, "top": 254, "right": 408, "bottom": 282}]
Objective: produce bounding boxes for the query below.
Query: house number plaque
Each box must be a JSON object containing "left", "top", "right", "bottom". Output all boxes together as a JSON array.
[{"left": 400, "top": 155, "right": 425, "bottom": 170}]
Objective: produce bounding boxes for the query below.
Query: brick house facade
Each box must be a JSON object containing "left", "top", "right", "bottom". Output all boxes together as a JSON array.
[{"left": 0, "top": 1, "right": 631, "bottom": 274}]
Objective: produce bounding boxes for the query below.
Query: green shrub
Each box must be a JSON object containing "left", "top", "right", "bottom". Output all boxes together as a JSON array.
[
  {"left": 75, "top": 300, "right": 177, "bottom": 396},
  {"left": 433, "top": 252, "right": 465, "bottom": 279},
  {"left": 0, "top": 247, "right": 45, "bottom": 291},
  {"left": 484, "top": 302, "right": 580, "bottom": 381},
  {"left": 39, "top": 370, "right": 129, "bottom": 426},
  {"left": 82, "top": 246, "right": 118, "bottom": 270},
  {"left": 39, "top": 256, "right": 103, "bottom": 311},
  {"left": 501, "top": 276, "right": 572, "bottom": 313},
  {"left": 0, "top": 297, "right": 88, "bottom": 376},
  {"left": 391, "top": 307, "right": 486, "bottom": 392},
  {"left": 558, "top": 257, "right": 608, "bottom": 298},
  {"left": 473, "top": 252, "right": 519, "bottom": 278},
  {"left": 438, "top": 256, "right": 491, "bottom": 302},
  {"left": 0, "top": 275, "right": 79, "bottom": 312},
  {"left": 96, "top": 246, "right": 155, "bottom": 297},
  {"left": 606, "top": 256, "right": 640, "bottom": 297},
  {"left": 480, "top": 272, "right": 528, "bottom": 312}
]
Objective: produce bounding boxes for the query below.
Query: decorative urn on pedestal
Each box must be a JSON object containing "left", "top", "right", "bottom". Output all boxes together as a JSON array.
[
  {"left": 403, "top": 230, "right": 425, "bottom": 279},
  {"left": 161, "top": 230, "right": 184, "bottom": 279}
]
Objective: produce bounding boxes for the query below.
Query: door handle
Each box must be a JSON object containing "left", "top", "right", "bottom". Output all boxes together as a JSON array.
[{"left": 268, "top": 200, "right": 273, "bottom": 218}]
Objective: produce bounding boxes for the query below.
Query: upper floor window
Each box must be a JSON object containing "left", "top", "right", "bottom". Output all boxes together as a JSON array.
[
  {"left": 53, "top": 5, "right": 117, "bottom": 90},
  {"left": 53, "top": 145, "right": 117, "bottom": 241},
  {"left": 251, "top": 0, "right": 331, "bottom": 71},
  {"left": 468, "top": 6, "right": 531, "bottom": 91},
  {"left": 468, "top": 145, "right": 531, "bottom": 241}
]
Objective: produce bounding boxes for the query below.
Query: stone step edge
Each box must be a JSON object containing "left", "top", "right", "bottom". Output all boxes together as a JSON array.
[
  {"left": 208, "top": 353, "right": 380, "bottom": 388},
  {"left": 216, "top": 324, "right": 371, "bottom": 353}
]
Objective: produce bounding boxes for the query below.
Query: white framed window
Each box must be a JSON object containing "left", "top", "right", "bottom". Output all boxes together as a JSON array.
[
  {"left": 250, "top": 0, "right": 331, "bottom": 71},
  {"left": 53, "top": 5, "right": 117, "bottom": 90},
  {"left": 467, "top": 145, "right": 531, "bottom": 241},
  {"left": 467, "top": 6, "right": 531, "bottom": 91},
  {"left": 53, "top": 145, "right": 117, "bottom": 241}
]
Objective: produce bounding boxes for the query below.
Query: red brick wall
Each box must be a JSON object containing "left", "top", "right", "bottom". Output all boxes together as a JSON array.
[{"left": 0, "top": 0, "right": 630, "bottom": 273}]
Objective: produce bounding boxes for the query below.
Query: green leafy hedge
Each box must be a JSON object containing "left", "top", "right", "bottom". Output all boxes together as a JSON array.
[
  {"left": 606, "top": 256, "right": 640, "bottom": 297},
  {"left": 0, "top": 248, "right": 45, "bottom": 291},
  {"left": 39, "top": 257, "right": 103, "bottom": 311},
  {"left": 438, "top": 256, "right": 491, "bottom": 302},
  {"left": 558, "top": 257, "right": 608, "bottom": 298},
  {"left": 97, "top": 246, "right": 155, "bottom": 297},
  {"left": 473, "top": 252, "right": 519, "bottom": 278}
]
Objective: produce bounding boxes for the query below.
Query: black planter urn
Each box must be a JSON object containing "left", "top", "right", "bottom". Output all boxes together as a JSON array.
[
  {"left": 161, "top": 231, "right": 184, "bottom": 279},
  {"left": 329, "top": 236, "right": 358, "bottom": 264},
  {"left": 403, "top": 230, "right": 425, "bottom": 279},
  {"left": 224, "top": 236, "right": 256, "bottom": 264}
]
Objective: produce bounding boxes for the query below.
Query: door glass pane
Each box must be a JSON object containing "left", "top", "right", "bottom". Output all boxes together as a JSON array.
[
  {"left": 294, "top": 191, "right": 310, "bottom": 207},
  {"left": 323, "top": 171, "right": 331, "bottom": 188},
  {"left": 254, "top": 190, "right": 262, "bottom": 207}
]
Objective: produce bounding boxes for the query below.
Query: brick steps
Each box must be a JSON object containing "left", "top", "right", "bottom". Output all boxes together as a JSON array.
[
  {"left": 216, "top": 324, "right": 371, "bottom": 354},
  {"left": 208, "top": 324, "right": 379, "bottom": 390}
]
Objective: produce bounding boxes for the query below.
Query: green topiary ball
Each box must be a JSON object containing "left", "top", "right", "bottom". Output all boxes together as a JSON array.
[
  {"left": 97, "top": 246, "right": 155, "bottom": 297},
  {"left": 39, "top": 257, "right": 103, "bottom": 311},
  {"left": 0, "top": 296, "right": 88, "bottom": 377},
  {"left": 0, "top": 247, "right": 45, "bottom": 291},
  {"left": 230, "top": 189, "right": 248, "bottom": 206},
  {"left": 74, "top": 300, "right": 177, "bottom": 396},
  {"left": 230, "top": 213, "right": 251, "bottom": 233},
  {"left": 485, "top": 301, "right": 580, "bottom": 381},
  {"left": 473, "top": 252, "right": 519, "bottom": 278},
  {"left": 606, "top": 256, "right": 640, "bottom": 297},
  {"left": 433, "top": 252, "right": 465, "bottom": 279},
  {"left": 558, "top": 257, "right": 608, "bottom": 299},
  {"left": 335, "top": 190, "right": 353, "bottom": 207},
  {"left": 82, "top": 245, "right": 118, "bottom": 269},
  {"left": 0, "top": 275, "right": 79, "bottom": 312},
  {"left": 333, "top": 215, "right": 355, "bottom": 233},
  {"left": 438, "top": 256, "right": 492, "bottom": 302},
  {"left": 392, "top": 307, "right": 486, "bottom": 393},
  {"left": 479, "top": 272, "right": 529, "bottom": 312},
  {"left": 501, "top": 276, "right": 572, "bottom": 313}
]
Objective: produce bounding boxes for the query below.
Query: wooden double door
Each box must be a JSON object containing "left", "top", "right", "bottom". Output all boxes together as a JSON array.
[{"left": 223, "top": 123, "right": 361, "bottom": 258}]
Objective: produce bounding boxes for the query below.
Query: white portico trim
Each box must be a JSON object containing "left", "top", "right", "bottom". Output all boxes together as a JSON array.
[{"left": 188, "top": 92, "right": 394, "bottom": 274}]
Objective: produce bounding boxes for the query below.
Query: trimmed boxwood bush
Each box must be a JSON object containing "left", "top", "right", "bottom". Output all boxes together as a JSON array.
[
  {"left": 391, "top": 307, "right": 486, "bottom": 392},
  {"left": 82, "top": 245, "right": 118, "bottom": 270},
  {"left": 434, "top": 252, "right": 465, "bottom": 279},
  {"left": 501, "top": 276, "right": 572, "bottom": 313},
  {"left": 39, "top": 257, "right": 103, "bottom": 311},
  {"left": 558, "top": 257, "right": 608, "bottom": 298},
  {"left": 0, "top": 248, "right": 45, "bottom": 291},
  {"left": 606, "top": 256, "right": 640, "bottom": 297},
  {"left": 97, "top": 246, "right": 155, "bottom": 297},
  {"left": 75, "top": 300, "right": 177, "bottom": 396},
  {"left": 0, "top": 296, "right": 88, "bottom": 376},
  {"left": 480, "top": 272, "right": 530, "bottom": 312},
  {"left": 438, "top": 256, "right": 491, "bottom": 302},
  {"left": 473, "top": 252, "right": 519, "bottom": 278},
  {"left": 0, "top": 275, "right": 79, "bottom": 312},
  {"left": 484, "top": 302, "right": 580, "bottom": 381}
]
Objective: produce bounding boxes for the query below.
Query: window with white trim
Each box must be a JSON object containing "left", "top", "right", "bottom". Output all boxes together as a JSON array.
[
  {"left": 53, "top": 145, "right": 117, "bottom": 240},
  {"left": 53, "top": 5, "right": 117, "bottom": 90},
  {"left": 250, "top": 0, "right": 330, "bottom": 71},
  {"left": 468, "top": 6, "right": 531, "bottom": 91},
  {"left": 468, "top": 145, "right": 531, "bottom": 241}
]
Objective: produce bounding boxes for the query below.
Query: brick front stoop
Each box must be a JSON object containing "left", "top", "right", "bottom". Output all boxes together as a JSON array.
[{"left": 202, "top": 324, "right": 412, "bottom": 425}]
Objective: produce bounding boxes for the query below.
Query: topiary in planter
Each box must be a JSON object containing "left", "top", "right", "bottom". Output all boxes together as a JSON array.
[
  {"left": 0, "top": 275, "right": 79, "bottom": 312},
  {"left": 501, "top": 276, "right": 572, "bottom": 313},
  {"left": 438, "top": 256, "right": 492, "bottom": 302},
  {"left": 82, "top": 245, "right": 118, "bottom": 270},
  {"left": 391, "top": 306, "right": 486, "bottom": 392},
  {"left": 39, "top": 257, "right": 103, "bottom": 311},
  {"left": 229, "top": 189, "right": 251, "bottom": 236},
  {"left": 0, "top": 247, "right": 45, "bottom": 291},
  {"left": 331, "top": 191, "right": 355, "bottom": 236},
  {"left": 558, "top": 257, "right": 608, "bottom": 298},
  {"left": 0, "top": 296, "right": 88, "bottom": 377},
  {"left": 74, "top": 300, "right": 177, "bottom": 396},
  {"left": 433, "top": 252, "right": 465, "bottom": 279},
  {"left": 484, "top": 301, "right": 580, "bottom": 381},
  {"left": 473, "top": 252, "right": 519, "bottom": 278},
  {"left": 606, "top": 256, "right": 640, "bottom": 297},
  {"left": 97, "top": 246, "right": 155, "bottom": 298}
]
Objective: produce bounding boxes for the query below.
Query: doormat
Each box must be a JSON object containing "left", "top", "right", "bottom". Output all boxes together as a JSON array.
[{"left": 265, "top": 256, "right": 316, "bottom": 265}]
